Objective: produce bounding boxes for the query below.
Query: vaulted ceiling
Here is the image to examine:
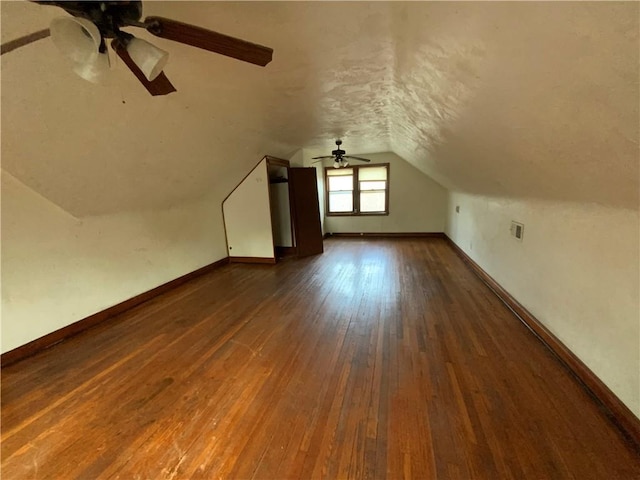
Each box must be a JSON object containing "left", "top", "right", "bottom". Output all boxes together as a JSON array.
[{"left": 2, "top": 1, "right": 638, "bottom": 216}]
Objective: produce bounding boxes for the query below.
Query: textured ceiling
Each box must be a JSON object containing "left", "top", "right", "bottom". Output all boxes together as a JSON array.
[{"left": 1, "top": 1, "right": 638, "bottom": 216}]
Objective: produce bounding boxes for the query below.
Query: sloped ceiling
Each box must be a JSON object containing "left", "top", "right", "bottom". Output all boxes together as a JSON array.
[{"left": 1, "top": 1, "right": 638, "bottom": 216}]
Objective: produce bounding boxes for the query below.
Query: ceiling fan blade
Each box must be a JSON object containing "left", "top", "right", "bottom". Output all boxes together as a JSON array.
[
  {"left": 112, "top": 39, "right": 176, "bottom": 96},
  {"left": 144, "top": 16, "right": 273, "bottom": 67},
  {"left": 1, "top": 28, "right": 50, "bottom": 55},
  {"left": 343, "top": 156, "right": 371, "bottom": 163},
  {"left": 311, "top": 156, "right": 335, "bottom": 160}
]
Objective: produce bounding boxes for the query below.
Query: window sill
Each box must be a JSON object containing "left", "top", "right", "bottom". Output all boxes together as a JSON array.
[{"left": 326, "top": 212, "right": 389, "bottom": 217}]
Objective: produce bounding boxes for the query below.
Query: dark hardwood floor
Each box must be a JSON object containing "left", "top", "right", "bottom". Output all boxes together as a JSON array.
[{"left": 2, "top": 238, "right": 639, "bottom": 479}]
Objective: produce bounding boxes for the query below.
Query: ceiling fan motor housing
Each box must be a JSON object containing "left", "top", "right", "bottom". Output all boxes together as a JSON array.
[
  {"left": 46, "top": 1, "right": 144, "bottom": 38},
  {"left": 332, "top": 148, "right": 346, "bottom": 157}
]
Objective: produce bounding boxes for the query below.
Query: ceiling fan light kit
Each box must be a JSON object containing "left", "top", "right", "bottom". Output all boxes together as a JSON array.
[
  {"left": 71, "top": 50, "right": 110, "bottom": 84},
  {"left": 49, "top": 16, "right": 111, "bottom": 83},
  {"left": 49, "top": 16, "right": 102, "bottom": 63},
  {"left": 123, "top": 36, "right": 168, "bottom": 82},
  {"left": 2, "top": 0, "right": 274, "bottom": 95},
  {"left": 49, "top": 11, "right": 168, "bottom": 85}
]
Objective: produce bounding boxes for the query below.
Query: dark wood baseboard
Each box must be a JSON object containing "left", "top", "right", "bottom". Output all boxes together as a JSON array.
[
  {"left": 326, "top": 232, "right": 445, "bottom": 238},
  {"left": 229, "top": 256, "right": 277, "bottom": 264},
  {"left": 444, "top": 235, "right": 640, "bottom": 450},
  {"left": 1, "top": 257, "right": 230, "bottom": 367}
]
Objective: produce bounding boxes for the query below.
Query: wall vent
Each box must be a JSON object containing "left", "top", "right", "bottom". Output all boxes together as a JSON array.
[{"left": 510, "top": 221, "right": 524, "bottom": 241}]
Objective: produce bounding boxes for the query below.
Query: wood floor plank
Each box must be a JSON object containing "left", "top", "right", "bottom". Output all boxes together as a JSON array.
[{"left": 2, "top": 238, "right": 639, "bottom": 479}]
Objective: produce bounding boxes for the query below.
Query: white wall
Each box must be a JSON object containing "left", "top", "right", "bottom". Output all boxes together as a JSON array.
[
  {"left": 446, "top": 191, "right": 640, "bottom": 418},
  {"left": 1, "top": 171, "right": 228, "bottom": 353},
  {"left": 222, "top": 159, "right": 274, "bottom": 259},
  {"left": 321, "top": 152, "right": 447, "bottom": 234}
]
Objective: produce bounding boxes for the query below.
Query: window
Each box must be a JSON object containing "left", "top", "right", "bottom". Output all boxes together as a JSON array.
[{"left": 325, "top": 164, "right": 389, "bottom": 216}]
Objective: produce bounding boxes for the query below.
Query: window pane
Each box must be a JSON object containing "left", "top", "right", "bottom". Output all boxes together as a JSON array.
[
  {"left": 358, "top": 166, "right": 387, "bottom": 181},
  {"left": 360, "top": 191, "right": 386, "bottom": 212},
  {"left": 360, "top": 181, "right": 386, "bottom": 191},
  {"left": 328, "top": 175, "right": 353, "bottom": 191},
  {"left": 326, "top": 168, "right": 354, "bottom": 177},
  {"left": 329, "top": 192, "right": 353, "bottom": 212}
]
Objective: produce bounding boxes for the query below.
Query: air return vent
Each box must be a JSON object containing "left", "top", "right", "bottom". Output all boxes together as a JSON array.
[{"left": 510, "top": 221, "right": 524, "bottom": 241}]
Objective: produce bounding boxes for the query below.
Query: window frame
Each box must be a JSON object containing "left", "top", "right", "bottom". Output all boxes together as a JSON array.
[{"left": 324, "top": 163, "right": 390, "bottom": 217}]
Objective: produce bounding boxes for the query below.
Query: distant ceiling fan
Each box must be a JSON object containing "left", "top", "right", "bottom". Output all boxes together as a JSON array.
[
  {"left": 312, "top": 140, "right": 371, "bottom": 168},
  {"left": 0, "top": 1, "right": 273, "bottom": 96}
]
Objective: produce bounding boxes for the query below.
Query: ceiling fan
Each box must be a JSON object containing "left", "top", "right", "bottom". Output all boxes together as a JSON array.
[
  {"left": 0, "top": 1, "right": 273, "bottom": 96},
  {"left": 312, "top": 140, "right": 372, "bottom": 168}
]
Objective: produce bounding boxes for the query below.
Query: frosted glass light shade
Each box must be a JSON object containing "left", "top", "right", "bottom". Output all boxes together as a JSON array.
[
  {"left": 50, "top": 17, "right": 110, "bottom": 84},
  {"left": 72, "top": 51, "right": 111, "bottom": 83},
  {"left": 126, "top": 37, "right": 168, "bottom": 81},
  {"left": 50, "top": 17, "right": 101, "bottom": 64}
]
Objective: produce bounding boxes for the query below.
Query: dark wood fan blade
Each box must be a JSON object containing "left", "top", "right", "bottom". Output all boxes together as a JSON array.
[
  {"left": 311, "top": 156, "right": 335, "bottom": 160},
  {"left": 112, "top": 39, "right": 176, "bottom": 96},
  {"left": 343, "top": 155, "right": 371, "bottom": 163},
  {"left": 1, "top": 29, "right": 50, "bottom": 55},
  {"left": 144, "top": 16, "right": 273, "bottom": 67}
]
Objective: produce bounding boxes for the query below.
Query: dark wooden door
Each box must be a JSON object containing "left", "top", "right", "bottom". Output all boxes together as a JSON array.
[{"left": 289, "top": 168, "right": 324, "bottom": 256}]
